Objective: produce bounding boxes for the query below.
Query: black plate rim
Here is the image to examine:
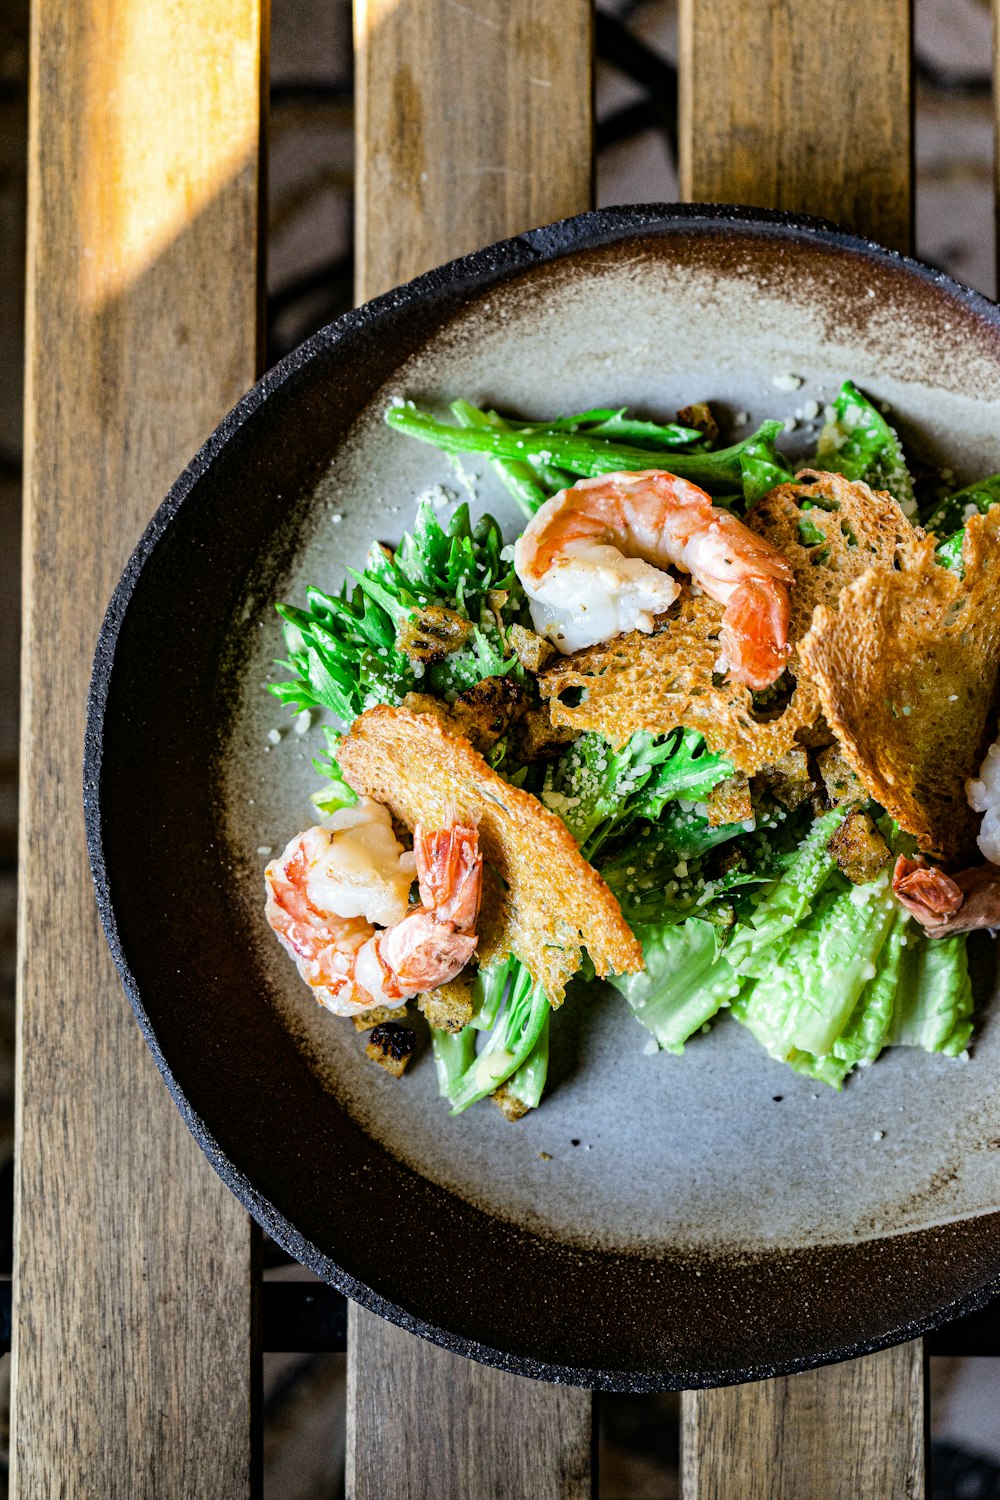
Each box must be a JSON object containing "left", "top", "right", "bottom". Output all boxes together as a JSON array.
[{"left": 84, "top": 200, "right": 1000, "bottom": 1390}]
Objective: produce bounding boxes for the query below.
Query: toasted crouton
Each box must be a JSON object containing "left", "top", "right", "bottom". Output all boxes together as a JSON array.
[
  {"left": 365, "top": 1022, "right": 416, "bottom": 1078},
  {"left": 490, "top": 1084, "right": 530, "bottom": 1121},
  {"left": 508, "top": 623, "right": 556, "bottom": 675},
  {"left": 352, "top": 1004, "right": 409, "bottom": 1033},
  {"left": 397, "top": 605, "right": 472, "bottom": 663},
  {"left": 512, "top": 705, "right": 577, "bottom": 762},
  {"left": 402, "top": 676, "right": 525, "bottom": 755},
  {"left": 705, "top": 773, "right": 753, "bottom": 827},
  {"left": 338, "top": 707, "right": 643, "bottom": 1002},
  {"left": 449, "top": 675, "right": 525, "bottom": 752},
  {"left": 816, "top": 744, "right": 865, "bottom": 808},
  {"left": 827, "top": 810, "right": 890, "bottom": 885},
  {"left": 753, "top": 748, "right": 814, "bottom": 810},
  {"left": 676, "top": 401, "right": 720, "bottom": 446},
  {"left": 417, "top": 981, "right": 474, "bottom": 1033}
]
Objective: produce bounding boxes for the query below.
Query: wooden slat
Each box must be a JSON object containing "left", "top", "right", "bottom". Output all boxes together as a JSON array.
[
  {"left": 681, "top": 1, "right": 921, "bottom": 1493},
  {"left": 348, "top": 3, "right": 592, "bottom": 1493},
  {"left": 13, "top": 2, "right": 265, "bottom": 1494},
  {"left": 353, "top": 0, "right": 593, "bottom": 302},
  {"left": 679, "top": 0, "right": 913, "bottom": 253},
  {"left": 346, "top": 1306, "right": 593, "bottom": 1500},
  {"left": 681, "top": 1344, "right": 925, "bottom": 1500}
]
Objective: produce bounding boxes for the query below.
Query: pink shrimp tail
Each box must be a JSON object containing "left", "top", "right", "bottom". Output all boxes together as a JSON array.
[
  {"left": 376, "top": 824, "right": 482, "bottom": 992},
  {"left": 380, "top": 914, "right": 479, "bottom": 992},
  {"left": 892, "top": 855, "right": 964, "bottom": 925},
  {"left": 414, "top": 823, "right": 482, "bottom": 932},
  {"left": 720, "top": 576, "right": 793, "bottom": 691}
]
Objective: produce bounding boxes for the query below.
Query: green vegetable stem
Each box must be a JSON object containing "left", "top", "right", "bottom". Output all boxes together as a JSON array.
[{"left": 388, "top": 403, "right": 794, "bottom": 505}]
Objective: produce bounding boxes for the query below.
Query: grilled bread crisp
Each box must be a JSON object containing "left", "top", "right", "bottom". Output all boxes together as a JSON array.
[
  {"left": 539, "top": 589, "right": 817, "bottom": 775},
  {"left": 338, "top": 707, "right": 643, "bottom": 1003},
  {"left": 800, "top": 507, "right": 1000, "bottom": 862},
  {"left": 746, "top": 471, "right": 916, "bottom": 642}
]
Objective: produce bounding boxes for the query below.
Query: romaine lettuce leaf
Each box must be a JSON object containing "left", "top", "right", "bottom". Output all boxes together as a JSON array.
[
  {"left": 610, "top": 917, "right": 743, "bottom": 1054},
  {"left": 726, "top": 807, "right": 846, "bottom": 974},
  {"left": 778, "top": 907, "right": 909, "bottom": 1087},
  {"left": 887, "top": 928, "right": 973, "bottom": 1056},
  {"left": 732, "top": 867, "right": 897, "bottom": 1064}
]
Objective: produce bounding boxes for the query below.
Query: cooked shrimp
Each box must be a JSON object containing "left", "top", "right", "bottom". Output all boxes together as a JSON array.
[
  {"left": 893, "top": 853, "right": 1000, "bottom": 937},
  {"left": 513, "top": 470, "right": 794, "bottom": 689},
  {"left": 264, "top": 795, "right": 481, "bottom": 1017},
  {"left": 892, "top": 855, "right": 964, "bottom": 926}
]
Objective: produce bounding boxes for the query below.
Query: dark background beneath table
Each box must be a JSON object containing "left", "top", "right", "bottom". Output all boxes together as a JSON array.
[{"left": 2, "top": 0, "right": 1000, "bottom": 1495}]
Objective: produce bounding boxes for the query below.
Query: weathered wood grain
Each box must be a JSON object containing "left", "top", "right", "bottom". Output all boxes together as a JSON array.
[
  {"left": 346, "top": 1304, "right": 593, "bottom": 1500},
  {"left": 14, "top": 1, "right": 265, "bottom": 1494},
  {"left": 681, "top": 5, "right": 923, "bottom": 1495},
  {"left": 353, "top": 0, "right": 593, "bottom": 302},
  {"left": 679, "top": 0, "right": 913, "bottom": 252},
  {"left": 681, "top": 1343, "right": 925, "bottom": 1500},
  {"left": 348, "top": 3, "right": 593, "bottom": 1495}
]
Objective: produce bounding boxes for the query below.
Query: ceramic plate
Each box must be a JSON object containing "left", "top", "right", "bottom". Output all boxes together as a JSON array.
[{"left": 85, "top": 205, "right": 1000, "bottom": 1389}]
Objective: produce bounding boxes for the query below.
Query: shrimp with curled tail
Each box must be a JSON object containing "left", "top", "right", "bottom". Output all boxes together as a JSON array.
[
  {"left": 513, "top": 469, "right": 794, "bottom": 690},
  {"left": 265, "top": 796, "right": 482, "bottom": 1017}
]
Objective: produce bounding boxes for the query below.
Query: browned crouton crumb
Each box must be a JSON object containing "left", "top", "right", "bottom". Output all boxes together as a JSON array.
[
  {"left": 512, "top": 706, "right": 577, "bottom": 763},
  {"left": 365, "top": 1023, "right": 417, "bottom": 1078},
  {"left": 706, "top": 773, "right": 753, "bottom": 828},
  {"left": 816, "top": 744, "right": 867, "bottom": 809},
  {"left": 403, "top": 677, "right": 525, "bottom": 756},
  {"left": 753, "top": 748, "right": 814, "bottom": 810},
  {"left": 486, "top": 589, "right": 510, "bottom": 623},
  {"left": 676, "top": 401, "right": 720, "bottom": 446},
  {"left": 353, "top": 1004, "right": 408, "bottom": 1033},
  {"left": 827, "top": 810, "right": 890, "bottom": 886},
  {"left": 418, "top": 982, "right": 474, "bottom": 1033},
  {"left": 448, "top": 674, "right": 525, "bottom": 753},
  {"left": 490, "top": 1084, "right": 530, "bottom": 1121},
  {"left": 508, "top": 623, "right": 556, "bottom": 675},
  {"left": 396, "top": 605, "right": 472, "bottom": 664}
]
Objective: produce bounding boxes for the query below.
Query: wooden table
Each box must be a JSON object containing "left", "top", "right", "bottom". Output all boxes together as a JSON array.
[{"left": 13, "top": 0, "right": 968, "bottom": 1493}]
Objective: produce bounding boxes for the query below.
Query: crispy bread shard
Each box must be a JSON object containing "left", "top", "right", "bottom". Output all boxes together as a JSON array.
[
  {"left": 799, "top": 508, "right": 1000, "bottom": 862},
  {"left": 338, "top": 707, "right": 643, "bottom": 1003},
  {"left": 746, "top": 471, "right": 915, "bottom": 642},
  {"left": 537, "top": 471, "right": 919, "bottom": 777},
  {"left": 538, "top": 589, "right": 817, "bottom": 774}
]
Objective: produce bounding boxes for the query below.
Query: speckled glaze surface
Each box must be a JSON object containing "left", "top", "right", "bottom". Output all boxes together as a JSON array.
[{"left": 86, "top": 206, "right": 1000, "bottom": 1388}]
